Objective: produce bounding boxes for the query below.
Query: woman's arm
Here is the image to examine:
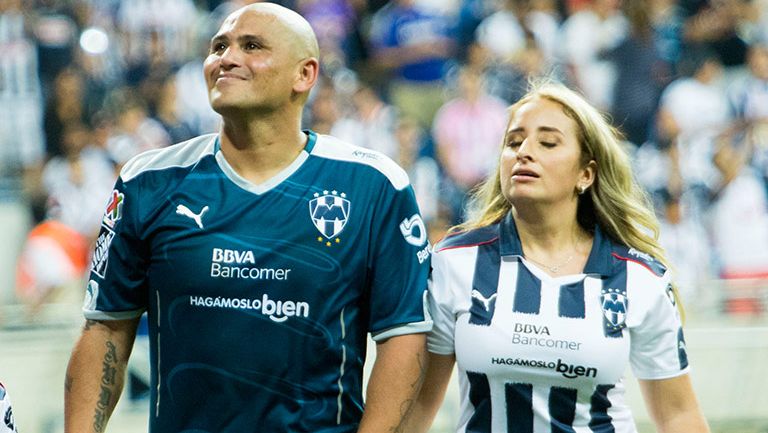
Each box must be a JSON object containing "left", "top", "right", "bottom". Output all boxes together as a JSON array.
[{"left": 638, "top": 374, "right": 710, "bottom": 433}]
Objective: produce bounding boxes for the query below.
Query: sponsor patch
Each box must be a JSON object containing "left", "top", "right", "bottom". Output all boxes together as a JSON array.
[
  {"left": 490, "top": 357, "right": 598, "bottom": 379},
  {"left": 399, "top": 214, "right": 427, "bottom": 247},
  {"left": 91, "top": 224, "right": 116, "bottom": 278},
  {"left": 189, "top": 294, "right": 309, "bottom": 323},
  {"left": 103, "top": 189, "right": 124, "bottom": 228}
]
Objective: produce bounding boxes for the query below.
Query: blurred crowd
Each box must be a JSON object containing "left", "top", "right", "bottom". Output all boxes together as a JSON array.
[{"left": 1, "top": 0, "right": 767, "bottom": 314}]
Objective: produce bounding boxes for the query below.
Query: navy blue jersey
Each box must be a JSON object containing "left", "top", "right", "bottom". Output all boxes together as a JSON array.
[{"left": 83, "top": 132, "right": 432, "bottom": 432}]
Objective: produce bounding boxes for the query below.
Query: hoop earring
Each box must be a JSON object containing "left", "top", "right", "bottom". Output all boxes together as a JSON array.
[{"left": 578, "top": 185, "right": 587, "bottom": 195}]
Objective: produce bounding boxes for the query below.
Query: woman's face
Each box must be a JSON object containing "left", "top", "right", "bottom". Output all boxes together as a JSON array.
[{"left": 499, "top": 98, "right": 594, "bottom": 206}]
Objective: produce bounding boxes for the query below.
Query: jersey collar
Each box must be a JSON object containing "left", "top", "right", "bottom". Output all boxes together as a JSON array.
[
  {"left": 212, "top": 130, "right": 318, "bottom": 195},
  {"left": 212, "top": 130, "right": 318, "bottom": 153},
  {"left": 498, "top": 211, "right": 616, "bottom": 277}
]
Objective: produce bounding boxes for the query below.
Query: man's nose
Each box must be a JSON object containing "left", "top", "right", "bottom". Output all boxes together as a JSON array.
[{"left": 219, "top": 46, "right": 241, "bottom": 69}]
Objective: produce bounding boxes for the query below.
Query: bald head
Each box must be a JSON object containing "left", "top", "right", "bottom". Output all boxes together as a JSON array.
[{"left": 222, "top": 3, "right": 320, "bottom": 60}]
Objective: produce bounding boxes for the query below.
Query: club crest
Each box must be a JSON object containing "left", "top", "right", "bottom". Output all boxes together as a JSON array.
[
  {"left": 601, "top": 288, "right": 628, "bottom": 329},
  {"left": 309, "top": 190, "right": 350, "bottom": 239}
]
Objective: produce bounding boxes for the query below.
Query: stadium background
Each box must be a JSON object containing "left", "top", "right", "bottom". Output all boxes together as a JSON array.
[{"left": 0, "top": 0, "right": 767, "bottom": 431}]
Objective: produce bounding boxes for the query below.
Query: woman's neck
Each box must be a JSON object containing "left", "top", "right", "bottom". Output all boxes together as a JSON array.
[{"left": 512, "top": 201, "right": 593, "bottom": 275}]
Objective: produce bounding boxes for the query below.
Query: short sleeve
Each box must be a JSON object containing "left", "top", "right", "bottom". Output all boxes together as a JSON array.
[
  {"left": 83, "top": 176, "right": 149, "bottom": 320},
  {"left": 629, "top": 271, "right": 690, "bottom": 380},
  {"left": 426, "top": 249, "right": 457, "bottom": 355},
  {"left": 0, "top": 383, "right": 17, "bottom": 433},
  {"left": 367, "top": 182, "right": 432, "bottom": 341}
]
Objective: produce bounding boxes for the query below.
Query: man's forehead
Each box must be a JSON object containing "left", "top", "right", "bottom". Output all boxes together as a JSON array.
[
  {"left": 216, "top": 9, "right": 278, "bottom": 36},
  {"left": 212, "top": 3, "right": 319, "bottom": 57}
]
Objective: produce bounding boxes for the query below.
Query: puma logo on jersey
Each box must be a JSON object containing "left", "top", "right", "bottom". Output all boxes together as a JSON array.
[
  {"left": 176, "top": 204, "right": 209, "bottom": 229},
  {"left": 471, "top": 290, "right": 497, "bottom": 311}
]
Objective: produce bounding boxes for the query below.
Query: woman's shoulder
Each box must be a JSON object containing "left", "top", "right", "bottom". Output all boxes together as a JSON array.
[
  {"left": 433, "top": 224, "right": 500, "bottom": 253},
  {"left": 609, "top": 245, "right": 668, "bottom": 279}
]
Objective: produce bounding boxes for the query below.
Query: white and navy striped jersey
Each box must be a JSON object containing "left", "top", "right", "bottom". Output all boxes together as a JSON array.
[
  {"left": 0, "top": 383, "right": 17, "bottom": 433},
  {"left": 428, "top": 213, "right": 688, "bottom": 433},
  {"left": 0, "top": 10, "right": 44, "bottom": 179},
  {"left": 83, "top": 131, "right": 432, "bottom": 432}
]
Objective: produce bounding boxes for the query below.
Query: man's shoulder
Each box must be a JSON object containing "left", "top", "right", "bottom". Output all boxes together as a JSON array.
[
  {"left": 120, "top": 134, "right": 217, "bottom": 182},
  {"left": 311, "top": 134, "right": 410, "bottom": 191}
]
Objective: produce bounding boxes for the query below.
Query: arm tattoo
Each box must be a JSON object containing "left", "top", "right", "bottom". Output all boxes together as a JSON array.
[
  {"left": 93, "top": 341, "right": 118, "bottom": 433},
  {"left": 393, "top": 352, "right": 426, "bottom": 433},
  {"left": 65, "top": 374, "right": 73, "bottom": 394}
]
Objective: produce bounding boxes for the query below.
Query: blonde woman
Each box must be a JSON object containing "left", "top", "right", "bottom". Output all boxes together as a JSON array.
[{"left": 408, "top": 82, "right": 710, "bottom": 433}]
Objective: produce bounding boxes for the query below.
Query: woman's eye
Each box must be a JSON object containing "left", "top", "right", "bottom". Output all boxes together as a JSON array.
[{"left": 506, "top": 136, "right": 523, "bottom": 147}]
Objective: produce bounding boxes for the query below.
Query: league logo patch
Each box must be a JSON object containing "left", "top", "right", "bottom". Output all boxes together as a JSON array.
[
  {"left": 601, "top": 288, "right": 628, "bottom": 329},
  {"left": 91, "top": 224, "right": 116, "bottom": 278},
  {"left": 309, "top": 190, "right": 350, "bottom": 242},
  {"left": 103, "top": 189, "right": 124, "bottom": 228}
]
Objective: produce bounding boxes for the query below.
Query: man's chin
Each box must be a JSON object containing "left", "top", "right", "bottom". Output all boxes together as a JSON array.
[{"left": 210, "top": 100, "right": 248, "bottom": 116}]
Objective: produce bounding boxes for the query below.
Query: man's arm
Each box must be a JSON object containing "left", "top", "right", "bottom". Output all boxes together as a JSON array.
[
  {"left": 400, "top": 352, "right": 455, "bottom": 433},
  {"left": 65, "top": 318, "right": 140, "bottom": 433},
  {"left": 357, "top": 333, "right": 427, "bottom": 433}
]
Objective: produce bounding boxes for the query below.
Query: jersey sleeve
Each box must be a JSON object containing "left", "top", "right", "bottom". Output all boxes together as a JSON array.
[
  {"left": 629, "top": 270, "right": 690, "bottom": 380},
  {"left": 367, "top": 182, "right": 432, "bottom": 341},
  {"left": 426, "top": 249, "right": 457, "bottom": 355},
  {"left": 0, "top": 383, "right": 17, "bottom": 433},
  {"left": 82, "top": 176, "right": 149, "bottom": 320}
]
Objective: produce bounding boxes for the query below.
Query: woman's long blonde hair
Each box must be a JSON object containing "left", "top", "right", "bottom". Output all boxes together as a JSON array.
[{"left": 458, "top": 80, "right": 674, "bottom": 278}]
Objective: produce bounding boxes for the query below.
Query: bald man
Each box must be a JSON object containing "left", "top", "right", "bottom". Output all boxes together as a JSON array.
[{"left": 64, "top": 4, "right": 432, "bottom": 432}]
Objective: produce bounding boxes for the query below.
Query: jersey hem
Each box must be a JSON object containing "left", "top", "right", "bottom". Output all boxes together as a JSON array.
[
  {"left": 83, "top": 308, "right": 146, "bottom": 320},
  {"left": 633, "top": 366, "right": 690, "bottom": 381},
  {"left": 426, "top": 343, "right": 454, "bottom": 355},
  {"left": 371, "top": 320, "right": 433, "bottom": 341}
]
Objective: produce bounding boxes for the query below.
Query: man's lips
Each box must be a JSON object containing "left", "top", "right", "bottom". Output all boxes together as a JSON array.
[{"left": 215, "top": 72, "right": 246, "bottom": 82}]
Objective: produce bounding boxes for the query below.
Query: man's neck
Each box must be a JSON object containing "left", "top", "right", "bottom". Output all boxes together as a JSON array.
[{"left": 218, "top": 114, "right": 307, "bottom": 185}]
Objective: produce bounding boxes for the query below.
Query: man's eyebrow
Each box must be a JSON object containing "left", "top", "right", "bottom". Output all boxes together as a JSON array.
[
  {"left": 210, "top": 34, "right": 227, "bottom": 45},
  {"left": 237, "top": 34, "right": 269, "bottom": 47},
  {"left": 209, "top": 34, "right": 269, "bottom": 47}
]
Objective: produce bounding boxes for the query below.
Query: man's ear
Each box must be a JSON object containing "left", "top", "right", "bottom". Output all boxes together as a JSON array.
[{"left": 294, "top": 57, "right": 319, "bottom": 94}]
